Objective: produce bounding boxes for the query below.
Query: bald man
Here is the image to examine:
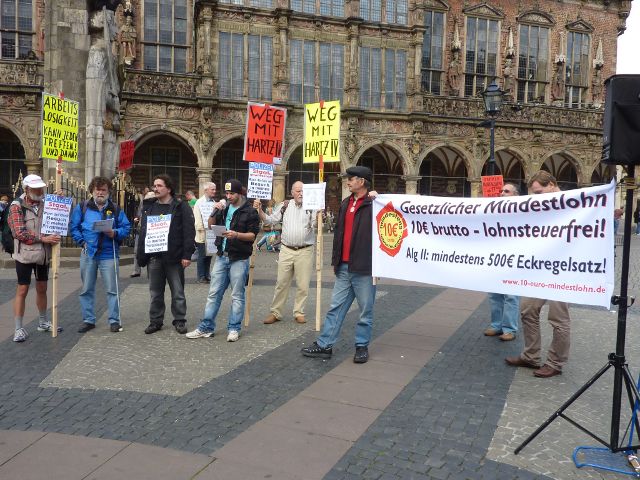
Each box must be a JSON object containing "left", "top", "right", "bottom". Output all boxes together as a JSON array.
[{"left": 254, "top": 181, "right": 317, "bottom": 325}]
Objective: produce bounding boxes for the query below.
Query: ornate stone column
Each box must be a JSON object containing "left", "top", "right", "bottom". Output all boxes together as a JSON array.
[
  {"left": 196, "top": 167, "right": 215, "bottom": 197},
  {"left": 469, "top": 179, "right": 482, "bottom": 198},
  {"left": 341, "top": 177, "right": 350, "bottom": 200},
  {"left": 403, "top": 175, "right": 421, "bottom": 195},
  {"left": 273, "top": 170, "right": 287, "bottom": 203}
]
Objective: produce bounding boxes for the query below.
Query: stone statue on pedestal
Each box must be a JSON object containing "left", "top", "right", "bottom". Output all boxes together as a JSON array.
[{"left": 85, "top": 6, "right": 121, "bottom": 184}]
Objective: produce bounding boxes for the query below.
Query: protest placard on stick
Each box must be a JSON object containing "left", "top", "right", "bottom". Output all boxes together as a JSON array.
[
  {"left": 244, "top": 102, "right": 287, "bottom": 164},
  {"left": 482, "top": 175, "right": 504, "bottom": 197},
  {"left": 41, "top": 194, "right": 73, "bottom": 236},
  {"left": 303, "top": 100, "right": 340, "bottom": 164},
  {"left": 247, "top": 162, "right": 274, "bottom": 199},
  {"left": 41, "top": 93, "right": 79, "bottom": 162}
]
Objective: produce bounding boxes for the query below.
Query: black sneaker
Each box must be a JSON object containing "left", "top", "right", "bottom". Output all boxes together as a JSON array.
[
  {"left": 110, "top": 323, "right": 122, "bottom": 333},
  {"left": 301, "top": 342, "right": 332, "bottom": 359},
  {"left": 354, "top": 346, "right": 369, "bottom": 364},
  {"left": 174, "top": 321, "right": 187, "bottom": 334},
  {"left": 78, "top": 323, "right": 95, "bottom": 333},
  {"left": 144, "top": 323, "right": 162, "bottom": 334}
]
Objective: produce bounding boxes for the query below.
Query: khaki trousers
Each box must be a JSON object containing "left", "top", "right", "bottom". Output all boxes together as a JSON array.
[
  {"left": 270, "top": 245, "right": 313, "bottom": 319},
  {"left": 520, "top": 297, "right": 571, "bottom": 371}
]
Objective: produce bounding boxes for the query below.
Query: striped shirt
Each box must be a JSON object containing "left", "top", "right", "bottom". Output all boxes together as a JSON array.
[{"left": 264, "top": 202, "right": 316, "bottom": 247}]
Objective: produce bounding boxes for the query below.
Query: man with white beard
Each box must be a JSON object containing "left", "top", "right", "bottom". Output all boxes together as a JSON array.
[
  {"left": 8, "top": 174, "right": 62, "bottom": 342},
  {"left": 70, "top": 176, "right": 131, "bottom": 333}
]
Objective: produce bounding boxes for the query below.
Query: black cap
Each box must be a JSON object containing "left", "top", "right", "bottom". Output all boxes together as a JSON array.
[
  {"left": 342, "top": 166, "right": 373, "bottom": 182},
  {"left": 224, "top": 179, "right": 243, "bottom": 194}
]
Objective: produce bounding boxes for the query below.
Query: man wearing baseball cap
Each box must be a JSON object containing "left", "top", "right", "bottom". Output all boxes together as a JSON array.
[
  {"left": 8, "top": 174, "right": 62, "bottom": 342},
  {"left": 186, "top": 179, "right": 259, "bottom": 342},
  {"left": 301, "top": 165, "right": 377, "bottom": 364}
]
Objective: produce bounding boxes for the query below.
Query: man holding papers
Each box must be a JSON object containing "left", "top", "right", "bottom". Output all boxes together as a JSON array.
[
  {"left": 186, "top": 179, "right": 259, "bottom": 342},
  {"left": 70, "top": 176, "right": 131, "bottom": 333}
]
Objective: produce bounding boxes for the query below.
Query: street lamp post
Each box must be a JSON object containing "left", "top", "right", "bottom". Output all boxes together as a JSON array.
[{"left": 481, "top": 80, "right": 505, "bottom": 176}]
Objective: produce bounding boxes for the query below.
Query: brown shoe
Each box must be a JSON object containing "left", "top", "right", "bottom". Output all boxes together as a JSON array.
[
  {"left": 294, "top": 315, "right": 306, "bottom": 324},
  {"left": 263, "top": 314, "right": 280, "bottom": 325},
  {"left": 533, "top": 365, "right": 562, "bottom": 378},
  {"left": 484, "top": 328, "right": 502, "bottom": 336},
  {"left": 499, "top": 332, "right": 515, "bottom": 341},
  {"left": 505, "top": 356, "right": 540, "bottom": 369}
]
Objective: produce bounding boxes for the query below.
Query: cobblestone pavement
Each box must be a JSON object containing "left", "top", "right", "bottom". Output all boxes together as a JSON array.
[{"left": 1, "top": 233, "right": 640, "bottom": 479}]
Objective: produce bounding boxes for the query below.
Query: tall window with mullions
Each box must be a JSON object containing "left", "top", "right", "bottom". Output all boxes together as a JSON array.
[
  {"left": 248, "top": 35, "right": 273, "bottom": 101},
  {"left": 143, "top": 0, "right": 188, "bottom": 73},
  {"left": 464, "top": 16, "right": 499, "bottom": 97},
  {"left": 565, "top": 31, "right": 590, "bottom": 108},
  {"left": 1, "top": 0, "right": 32, "bottom": 59},
  {"left": 517, "top": 24, "right": 549, "bottom": 104},
  {"left": 422, "top": 10, "right": 444, "bottom": 94}
]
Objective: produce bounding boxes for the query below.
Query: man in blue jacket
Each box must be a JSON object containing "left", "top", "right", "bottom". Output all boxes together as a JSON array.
[{"left": 70, "top": 176, "right": 131, "bottom": 333}]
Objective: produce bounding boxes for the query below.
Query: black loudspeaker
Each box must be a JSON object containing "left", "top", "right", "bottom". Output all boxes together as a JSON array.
[{"left": 602, "top": 74, "right": 640, "bottom": 165}]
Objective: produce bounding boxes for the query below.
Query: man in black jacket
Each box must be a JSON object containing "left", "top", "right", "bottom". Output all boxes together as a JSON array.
[
  {"left": 136, "top": 174, "right": 195, "bottom": 335},
  {"left": 302, "top": 166, "right": 376, "bottom": 364},
  {"left": 186, "top": 179, "right": 259, "bottom": 342}
]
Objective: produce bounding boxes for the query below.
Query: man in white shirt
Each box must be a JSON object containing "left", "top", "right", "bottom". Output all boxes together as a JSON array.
[
  {"left": 254, "top": 181, "right": 317, "bottom": 324},
  {"left": 193, "top": 182, "right": 224, "bottom": 283}
]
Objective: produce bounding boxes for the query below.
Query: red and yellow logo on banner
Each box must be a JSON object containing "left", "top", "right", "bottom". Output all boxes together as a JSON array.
[{"left": 376, "top": 201, "right": 408, "bottom": 257}]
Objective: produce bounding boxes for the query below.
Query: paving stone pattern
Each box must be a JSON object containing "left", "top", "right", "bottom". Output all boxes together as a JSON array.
[{"left": 0, "top": 267, "right": 440, "bottom": 455}]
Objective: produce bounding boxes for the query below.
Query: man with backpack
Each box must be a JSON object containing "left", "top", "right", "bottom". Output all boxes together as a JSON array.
[
  {"left": 6, "top": 174, "right": 61, "bottom": 342},
  {"left": 70, "top": 176, "right": 131, "bottom": 333},
  {"left": 136, "top": 174, "right": 195, "bottom": 335}
]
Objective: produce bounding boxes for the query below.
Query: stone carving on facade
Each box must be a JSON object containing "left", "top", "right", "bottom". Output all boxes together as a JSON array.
[
  {"left": 119, "top": 2, "right": 137, "bottom": 66},
  {"left": 590, "top": 38, "right": 605, "bottom": 109},
  {"left": 502, "top": 27, "right": 516, "bottom": 101},
  {"left": 0, "top": 60, "right": 42, "bottom": 86},
  {"left": 127, "top": 102, "right": 166, "bottom": 118},
  {"left": 0, "top": 94, "right": 38, "bottom": 110},
  {"left": 123, "top": 71, "right": 197, "bottom": 97},
  {"left": 86, "top": 6, "right": 122, "bottom": 183}
]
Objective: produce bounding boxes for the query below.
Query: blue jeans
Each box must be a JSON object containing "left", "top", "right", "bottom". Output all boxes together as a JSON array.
[
  {"left": 317, "top": 263, "right": 376, "bottom": 348},
  {"left": 197, "top": 255, "right": 249, "bottom": 333},
  {"left": 79, "top": 251, "right": 120, "bottom": 324},
  {"left": 196, "top": 242, "right": 212, "bottom": 280},
  {"left": 488, "top": 293, "right": 520, "bottom": 334}
]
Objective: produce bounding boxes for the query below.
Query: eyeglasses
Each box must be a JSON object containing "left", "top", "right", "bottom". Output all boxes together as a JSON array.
[{"left": 501, "top": 189, "right": 514, "bottom": 193}]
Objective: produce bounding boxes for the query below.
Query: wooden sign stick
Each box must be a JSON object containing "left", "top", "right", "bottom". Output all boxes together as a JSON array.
[
  {"left": 51, "top": 155, "right": 62, "bottom": 338},
  {"left": 243, "top": 234, "right": 258, "bottom": 328},
  {"left": 315, "top": 154, "right": 324, "bottom": 332}
]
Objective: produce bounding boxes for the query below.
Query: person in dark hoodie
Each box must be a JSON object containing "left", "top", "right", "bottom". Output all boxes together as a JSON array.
[
  {"left": 186, "top": 179, "right": 259, "bottom": 342},
  {"left": 136, "top": 174, "right": 195, "bottom": 335},
  {"left": 301, "top": 166, "right": 376, "bottom": 364}
]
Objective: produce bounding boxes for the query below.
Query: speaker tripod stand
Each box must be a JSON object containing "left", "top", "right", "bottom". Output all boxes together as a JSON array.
[{"left": 514, "top": 169, "right": 640, "bottom": 462}]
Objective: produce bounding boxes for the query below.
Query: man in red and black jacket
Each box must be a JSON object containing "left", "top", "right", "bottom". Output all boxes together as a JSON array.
[{"left": 302, "top": 165, "right": 376, "bottom": 364}]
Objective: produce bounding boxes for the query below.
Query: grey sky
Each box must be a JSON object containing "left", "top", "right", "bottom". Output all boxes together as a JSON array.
[{"left": 617, "top": 3, "right": 640, "bottom": 73}]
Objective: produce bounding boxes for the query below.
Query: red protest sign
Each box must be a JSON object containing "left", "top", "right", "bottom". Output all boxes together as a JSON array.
[
  {"left": 481, "top": 175, "right": 504, "bottom": 197},
  {"left": 243, "top": 102, "right": 287, "bottom": 164},
  {"left": 119, "top": 140, "right": 135, "bottom": 171}
]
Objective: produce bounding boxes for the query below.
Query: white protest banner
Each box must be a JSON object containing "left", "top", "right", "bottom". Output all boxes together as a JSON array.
[
  {"left": 302, "top": 183, "right": 326, "bottom": 210},
  {"left": 145, "top": 214, "right": 171, "bottom": 253},
  {"left": 41, "top": 194, "right": 73, "bottom": 235},
  {"left": 247, "top": 162, "right": 274, "bottom": 199},
  {"left": 372, "top": 182, "right": 615, "bottom": 307}
]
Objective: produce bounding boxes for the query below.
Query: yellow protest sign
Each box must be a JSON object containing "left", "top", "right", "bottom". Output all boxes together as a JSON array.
[
  {"left": 303, "top": 100, "right": 340, "bottom": 163},
  {"left": 42, "top": 93, "right": 79, "bottom": 162}
]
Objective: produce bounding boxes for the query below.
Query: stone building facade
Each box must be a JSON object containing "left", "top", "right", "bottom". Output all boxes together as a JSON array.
[{"left": 0, "top": 0, "right": 630, "bottom": 207}]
